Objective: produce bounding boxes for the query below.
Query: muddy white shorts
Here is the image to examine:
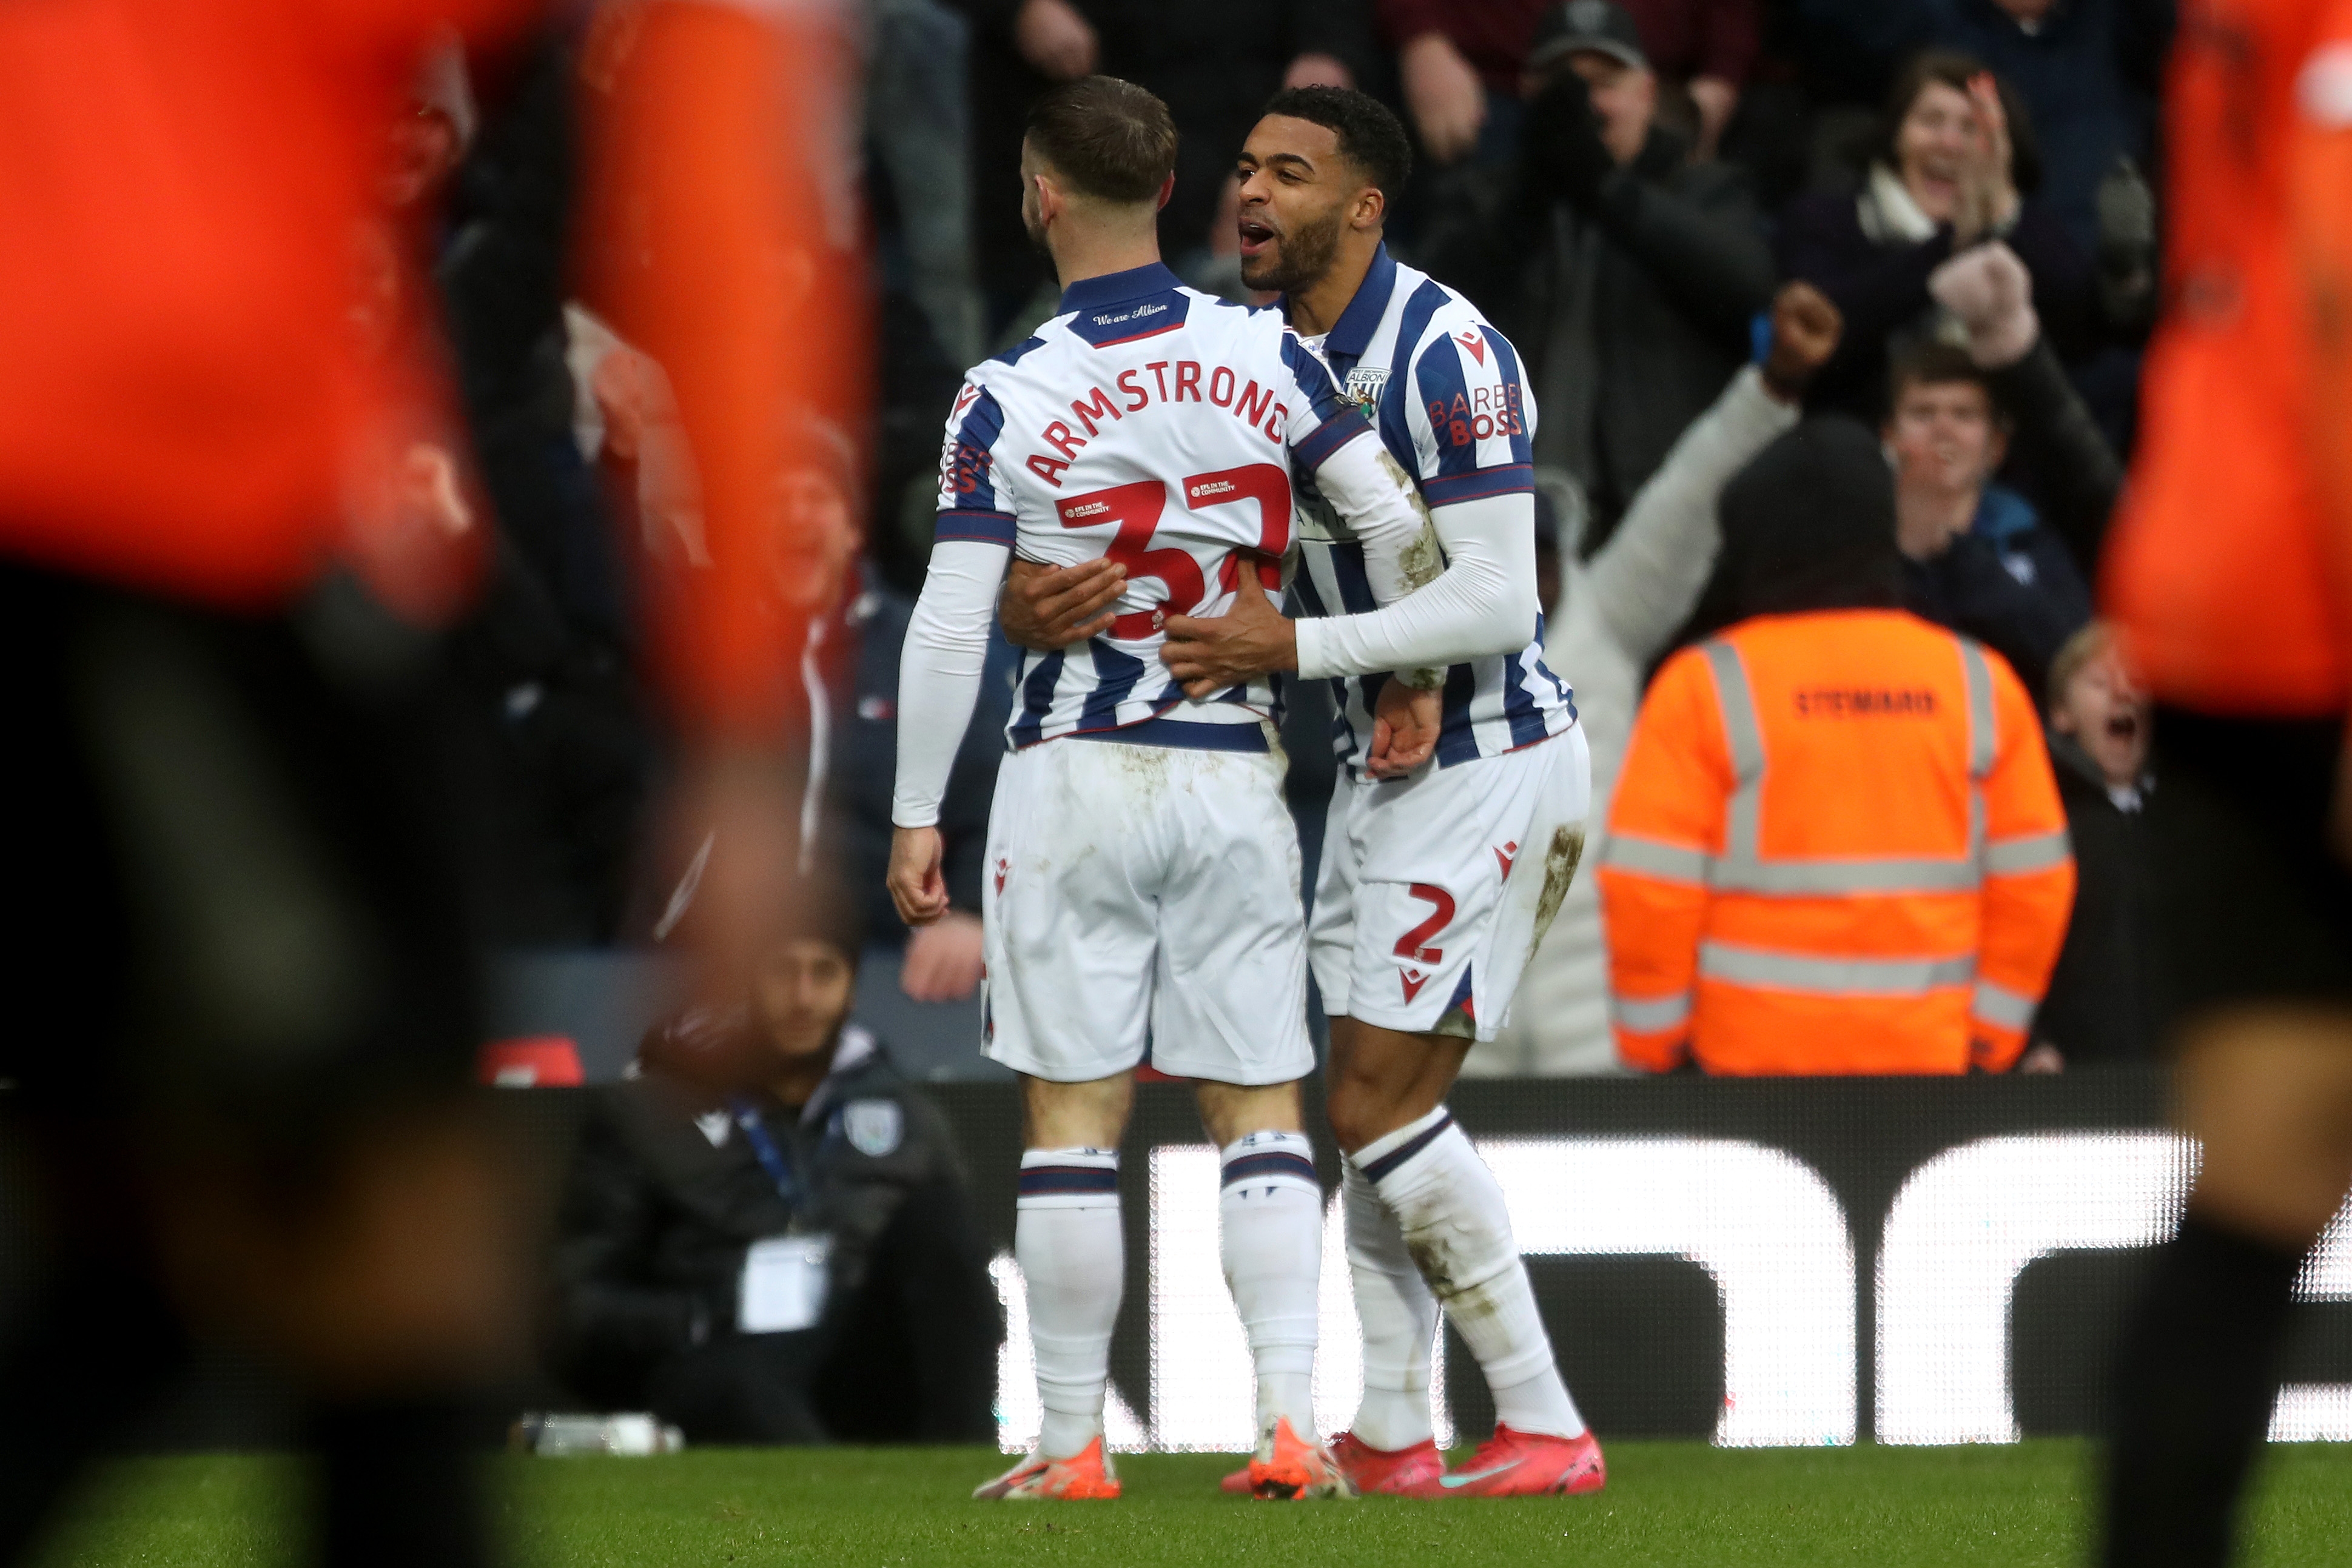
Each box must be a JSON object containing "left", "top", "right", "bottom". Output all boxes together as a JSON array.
[
  {"left": 1310, "top": 722, "right": 1591, "bottom": 1042},
  {"left": 979, "top": 729, "right": 1315, "bottom": 1085}
]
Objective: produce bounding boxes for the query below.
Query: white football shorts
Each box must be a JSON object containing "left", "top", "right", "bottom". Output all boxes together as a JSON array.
[
  {"left": 979, "top": 733, "right": 1315, "bottom": 1085},
  {"left": 1310, "top": 722, "right": 1591, "bottom": 1042}
]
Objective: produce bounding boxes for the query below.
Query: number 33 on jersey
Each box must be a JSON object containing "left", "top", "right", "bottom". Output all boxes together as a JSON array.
[{"left": 934, "top": 262, "right": 1379, "bottom": 748}]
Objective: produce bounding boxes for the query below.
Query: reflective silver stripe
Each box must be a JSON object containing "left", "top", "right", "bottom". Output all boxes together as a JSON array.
[
  {"left": 1699, "top": 941, "right": 1976, "bottom": 996},
  {"left": 1709, "top": 854, "right": 1983, "bottom": 895},
  {"left": 1971, "top": 978, "right": 2037, "bottom": 1030},
  {"left": 1614, "top": 992, "right": 1693, "bottom": 1032},
  {"left": 1960, "top": 640, "right": 1995, "bottom": 780},
  {"left": 1702, "top": 641, "right": 1766, "bottom": 862},
  {"left": 1605, "top": 833, "right": 1711, "bottom": 882},
  {"left": 1984, "top": 828, "right": 2072, "bottom": 876}
]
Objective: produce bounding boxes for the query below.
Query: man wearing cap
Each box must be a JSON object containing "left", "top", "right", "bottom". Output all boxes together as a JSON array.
[{"left": 1420, "top": 0, "right": 1775, "bottom": 552}]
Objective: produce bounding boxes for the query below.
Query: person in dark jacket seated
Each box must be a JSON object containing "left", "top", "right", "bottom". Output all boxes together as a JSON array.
[
  {"left": 548, "top": 883, "right": 1001, "bottom": 1444},
  {"left": 1886, "top": 340, "right": 2090, "bottom": 698},
  {"left": 1416, "top": 0, "right": 1776, "bottom": 547},
  {"left": 2026, "top": 621, "right": 2157, "bottom": 1071}
]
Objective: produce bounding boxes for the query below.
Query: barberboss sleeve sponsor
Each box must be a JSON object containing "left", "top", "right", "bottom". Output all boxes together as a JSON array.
[{"left": 1425, "top": 380, "right": 1527, "bottom": 447}]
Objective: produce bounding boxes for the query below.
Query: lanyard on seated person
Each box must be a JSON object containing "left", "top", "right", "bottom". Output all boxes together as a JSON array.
[{"left": 728, "top": 1097, "right": 799, "bottom": 1208}]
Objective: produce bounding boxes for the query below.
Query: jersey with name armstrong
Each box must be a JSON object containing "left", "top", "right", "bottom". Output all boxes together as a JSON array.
[
  {"left": 1291, "top": 245, "right": 1576, "bottom": 771},
  {"left": 937, "top": 263, "right": 1371, "bottom": 749}
]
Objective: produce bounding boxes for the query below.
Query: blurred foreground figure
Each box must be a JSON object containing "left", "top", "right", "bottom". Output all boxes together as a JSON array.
[
  {"left": 2095, "top": 2, "right": 2352, "bottom": 1565},
  {"left": 0, "top": 1, "right": 839, "bottom": 1563}
]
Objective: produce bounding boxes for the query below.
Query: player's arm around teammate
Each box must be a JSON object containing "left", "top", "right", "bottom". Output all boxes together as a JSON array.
[
  {"left": 890, "top": 77, "right": 1431, "bottom": 1504},
  {"left": 1158, "top": 89, "right": 1605, "bottom": 1498}
]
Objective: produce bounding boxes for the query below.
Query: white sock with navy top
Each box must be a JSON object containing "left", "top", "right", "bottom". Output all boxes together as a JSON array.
[
  {"left": 1351, "top": 1106, "right": 1585, "bottom": 1440},
  {"left": 1342, "top": 1157, "right": 1442, "bottom": 1451},
  {"left": 1016, "top": 1147, "right": 1123, "bottom": 1460},
  {"left": 1217, "top": 1130, "right": 1323, "bottom": 1436}
]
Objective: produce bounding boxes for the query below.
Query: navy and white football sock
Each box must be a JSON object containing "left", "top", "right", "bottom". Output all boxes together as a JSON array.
[
  {"left": 1342, "top": 1157, "right": 1442, "bottom": 1451},
  {"left": 1218, "top": 1130, "right": 1323, "bottom": 1436},
  {"left": 1016, "top": 1147, "right": 1123, "bottom": 1460},
  {"left": 1354, "top": 1106, "right": 1585, "bottom": 1439}
]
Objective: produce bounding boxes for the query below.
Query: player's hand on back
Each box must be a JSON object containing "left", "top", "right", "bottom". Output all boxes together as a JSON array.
[
  {"left": 887, "top": 826, "right": 950, "bottom": 927},
  {"left": 1160, "top": 565, "right": 1296, "bottom": 697},
  {"left": 1366, "top": 677, "right": 1440, "bottom": 779},
  {"left": 1000, "top": 557, "right": 1126, "bottom": 651}
]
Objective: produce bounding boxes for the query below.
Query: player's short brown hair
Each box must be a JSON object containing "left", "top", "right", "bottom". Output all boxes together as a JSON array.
[{"left": 1024, "top": 76, "right": 1178, "bottom": 205}]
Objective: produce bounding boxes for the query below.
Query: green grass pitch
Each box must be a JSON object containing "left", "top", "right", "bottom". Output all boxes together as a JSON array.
[{"left": 30, "top": 1441, "right": 2352, "bottom": 1567}]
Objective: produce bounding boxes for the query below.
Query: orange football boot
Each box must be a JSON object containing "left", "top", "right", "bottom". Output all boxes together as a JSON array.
[{"left": 972, "top": 1435, "right": 1123, "bottom": 1500}]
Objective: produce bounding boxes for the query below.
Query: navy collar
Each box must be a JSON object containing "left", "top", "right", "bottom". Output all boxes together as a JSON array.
[
  {"left": 1060, "top": 261, "right": 1184, "bottom": 315},
  {"left": 1317, "top": 243, "right": 1399, "bottom": 368}
]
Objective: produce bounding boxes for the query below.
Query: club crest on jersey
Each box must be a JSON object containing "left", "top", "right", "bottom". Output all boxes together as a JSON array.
[
  {"left": 1342, "top": 367, "right": 1389, "bottom": 410},
  {"left": 1400, "top": 967, "right": 1431, "bottom": 1003},
  {"left": 1455, "top": 327, "right": 1487, "bottom": 365},
  {"left": 842, "top": 1099, "right": 904, "bottom": 1158}
]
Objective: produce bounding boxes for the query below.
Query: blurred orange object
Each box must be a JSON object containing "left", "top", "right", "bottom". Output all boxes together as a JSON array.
[
  {"left": 0, "top": 0, "right": 859, "bottom": 739},
  {"left": 477, "top": 1035, "right": 587, "bottom": 1088},
  {"left": 2102, "top": 0, "right": 2352, "bottom": 715}
]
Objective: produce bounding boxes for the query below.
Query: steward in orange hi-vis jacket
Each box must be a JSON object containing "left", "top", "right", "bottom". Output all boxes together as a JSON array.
[{"left": 1599, "top": 420, "right": 2074, "bottom": 1074}]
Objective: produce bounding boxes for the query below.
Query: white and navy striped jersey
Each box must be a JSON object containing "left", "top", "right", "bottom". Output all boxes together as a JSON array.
[
  {"left": 938, "top": 262, "right": 1371, "bottom": 752},
  {"left": 1291, "top": 245, "right": 1578, "bottom": 772}
]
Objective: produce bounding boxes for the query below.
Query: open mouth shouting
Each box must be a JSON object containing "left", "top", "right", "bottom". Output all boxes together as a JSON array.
[{"left": 1237, "top": 213, "right": 1277, "bottom": 261}]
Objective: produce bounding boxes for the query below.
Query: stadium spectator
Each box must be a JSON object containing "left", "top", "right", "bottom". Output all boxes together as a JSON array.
[
  {"left": 830, "top": 563, "right": 1013, "bottom": 1002},
  {"left": 1778, "top": 49, "right": 2093, "bottom": 421},
  {"left": 1599, "top": 417, "right": 2075, "bottom": 1075},
  {"left": 1479, "top": 281, "right": 1840, "bottom": 1076},
  {"left": 549, "top": 891, "right": 1001, "bottom": 1444},
  {"left": 1418, "top": 0, "right": 1775, "bottom": 546},
  {"left": 1926, "top": 237, "right": 2125, "bottom": 577},
  {"left": 869, "top": 0, "right": 986, "bottom": 367},
  {"left": 2030, "top": 622, "right": 2157, "bottom": 1070},
  {"left": 950, "top": 0, "right": 1374, "bottom": 334},
  {"left": 1887, "top": 338, "right": 2091, "bottom": 699},
  {"left": 1784, "top": 0, "right": 2170, "bottom": 260}
]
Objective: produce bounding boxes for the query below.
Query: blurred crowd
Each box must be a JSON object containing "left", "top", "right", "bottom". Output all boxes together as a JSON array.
[{"left": 396, "top": 0, "right": 2172, "bottom": 1085}]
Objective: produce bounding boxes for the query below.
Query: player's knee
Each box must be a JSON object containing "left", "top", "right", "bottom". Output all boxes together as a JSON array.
[{"left": 1323, "top": 1077, "right": 1389, "bottom": 1155}]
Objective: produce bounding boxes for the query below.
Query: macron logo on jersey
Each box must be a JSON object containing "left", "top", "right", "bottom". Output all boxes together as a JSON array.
[{"left": 1455, "top": 327, "right": 1487, "bottom": 365}]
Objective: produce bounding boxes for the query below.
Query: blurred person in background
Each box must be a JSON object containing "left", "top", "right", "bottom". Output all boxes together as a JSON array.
[
  {"left": 1418, "top": 0, "right": 1776, "bottom": 552},
  {"left": 2095, "top": 6, "right": 2352, "bottom": 1564},
  {"left": 1779, "top": 50, "right": 2094, "bottom": 421},
  {"left": 1599, "top": 417, "right": 2075, "bottom": 1075},
  {"left": 549, "top": 882, "right": 1000, "bottom": 1444},
  {"left": 1885, "top": 339, "right": 2091, "bottom": 697},
  {"left": 1382, "top": 0, "right": 1760, "bottom": 169},
  {"left": 2025, "top": 621, "right": 2155, "bottom": 1071},
  {"left": 0, "top": 1, "right": 841, "bottom": 1563},
  {"left": 1784, "top": 0, "right": 2171, "bottom": 263},
  {"left": 949, "top": 0, "right": 1373, "bottom": 335},
  {"left": 1479, "top": 281, "right": 1840, "bottom": 1075}
]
